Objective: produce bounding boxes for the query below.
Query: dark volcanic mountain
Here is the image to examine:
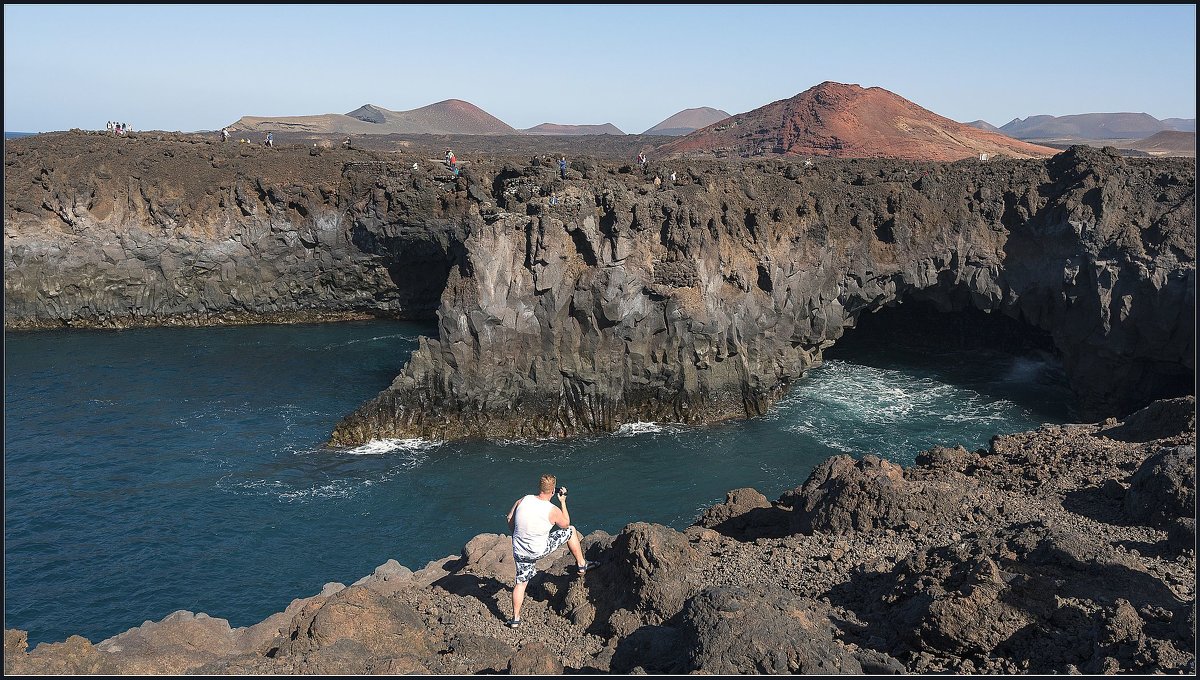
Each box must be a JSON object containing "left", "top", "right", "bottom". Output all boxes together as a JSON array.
[
  {"left": 659, "top": 82, "right": 1058, "bottom": 162},
  {"left": 230, "top": 100, "right": 517, "bottom": 135},
  {"left": 643, "top": 107, "right": 732, "bottom": 136},
  {"left": 999, "top": 112, "right": 1187, "bottom": 141},
  {"left": 521, "top": 123, "right": 625, "bottom": 135}
]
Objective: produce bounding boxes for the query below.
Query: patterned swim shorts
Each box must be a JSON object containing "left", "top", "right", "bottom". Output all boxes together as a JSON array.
[{"left": 513, "top": 526, "right": 574, "bottom": 583}]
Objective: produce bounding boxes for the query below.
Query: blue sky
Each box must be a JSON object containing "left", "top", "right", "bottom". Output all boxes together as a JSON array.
[{"left": 3, "top": 4, "right": 1196, "bottom": 133}]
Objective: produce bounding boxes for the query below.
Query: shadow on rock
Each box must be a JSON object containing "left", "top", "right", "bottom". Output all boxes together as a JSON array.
[
  {"left": 1099, "top": 397, "right": 1196, "bottom": 443},
  {"left": 694, "top": 487, "right": 794, "bottom": 541},
  {"left": 608, "top": 624, "right": 686, "bottom": 674},
  {"left": 431, "top": 573, "right": 507, "bottom": 621},
  {"left": 1061, "top": 483, "right": 1139, "bottom": 527}
]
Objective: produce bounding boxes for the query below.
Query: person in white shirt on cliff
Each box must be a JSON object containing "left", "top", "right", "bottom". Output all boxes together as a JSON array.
[{"left": 504, "top": 473, "right": 597, "bottom": 628}]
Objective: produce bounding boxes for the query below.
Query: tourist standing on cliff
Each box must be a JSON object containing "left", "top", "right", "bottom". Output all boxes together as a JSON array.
[
  {"left": 504, "top": 474, "right": 597, "bottom": 628},
  {"left": 221, "top": 128, "right": 230, "bottom": 142},
  {"left": 265, "top": 132, "right": 273, "bottom": 148},
  {"left": 559, "top": 156, "right": 568, "bottom": 180}
]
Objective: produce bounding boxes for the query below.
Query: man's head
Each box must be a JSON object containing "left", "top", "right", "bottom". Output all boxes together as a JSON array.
[{"left": 539, "top": 473, "right": 556, "bottom": 494}]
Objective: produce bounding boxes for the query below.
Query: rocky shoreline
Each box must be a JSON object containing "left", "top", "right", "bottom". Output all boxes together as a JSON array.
[
  {"left": 5, "top": 132, "right": 1195, "bottom": 442},
  {"left": 5, "top": 397, "right": 1195, "bottom": 674}
]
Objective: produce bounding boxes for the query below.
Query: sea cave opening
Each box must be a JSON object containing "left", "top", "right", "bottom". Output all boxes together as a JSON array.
[
  {"left": 822, "top": 297, "right": 1076, "bottom": 423},
  {"left": 350, "top": 222, "right": 460, "bottom": 321}
]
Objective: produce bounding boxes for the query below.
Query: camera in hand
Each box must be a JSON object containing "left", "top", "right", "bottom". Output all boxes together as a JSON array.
[{"left": 557, "top": 486, "right": 567, "bottom": 496}]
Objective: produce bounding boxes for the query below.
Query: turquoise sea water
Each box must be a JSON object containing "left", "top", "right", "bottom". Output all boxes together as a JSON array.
[{"left": 3, "top": 317, "right": 1072, "bottom": 646}]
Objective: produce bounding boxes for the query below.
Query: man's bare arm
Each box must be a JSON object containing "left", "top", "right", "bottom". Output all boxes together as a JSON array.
[
  {"left": 551, "top": 494, "right": 571, "bottom": 528},
  {"left": 507, "top": 498, "right": 523, "bottom": 532}
]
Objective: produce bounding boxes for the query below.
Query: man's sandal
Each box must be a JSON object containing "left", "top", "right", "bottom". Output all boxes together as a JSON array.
[{"left": 505, "top": 617, "right": 521, "bottom": 628}]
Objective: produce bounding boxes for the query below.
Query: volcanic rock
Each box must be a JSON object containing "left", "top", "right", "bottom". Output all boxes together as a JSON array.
[
  {"left": 781, "top": 454, "right": 972, "bottom": 534},
  {"left": 1124, "top": 445, "right": 1196, "bottom": 527},
  {"left": 677, "top": 586, "right": 866, "bottom": 674},
  {"left": 3, "top": 132, "right": 1194, "bottom": 443}
]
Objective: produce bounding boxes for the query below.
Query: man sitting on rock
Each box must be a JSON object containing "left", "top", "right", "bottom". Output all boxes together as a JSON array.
[{"left": 504, "top": 473, "right": 597, "bottom": 628}]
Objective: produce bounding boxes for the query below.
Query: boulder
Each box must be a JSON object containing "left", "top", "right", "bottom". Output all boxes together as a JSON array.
[
  {"left": 782, "top": 455, "right": 967, "bottom": 534},
  {"left": 695, "top": 487, "right": 791, "bottom": 540},
  {"left": 1101, "top": 396, "right": 1196, "bottom": 443},
  {"left": 277, "top": 584, "right": 435, "bottom": 663},
  {"left": 351, "top": 558, "right": 414, "bottom": 596},
  {"left": 1124, "top": 445, "right": 1196, "bottom": 527},
  {"left": 3, "top": 634, "right": 118, "bottom": 675},
  {"left": 577, "top": 523, "right": 700, "bottom": 633},
  {"left": 507, "top": 641, "right": 564, "bottom": 675},
  {"left": 96, "top": 610, "right": 238, "bottom": 674},
  {"left": 678, "top": 586, "right": 865, "bottom": 674}
]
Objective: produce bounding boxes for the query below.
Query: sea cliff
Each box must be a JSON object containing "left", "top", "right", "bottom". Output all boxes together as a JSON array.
[{"left": 5, "top": 132, "right": 1193, "bottom": 439}]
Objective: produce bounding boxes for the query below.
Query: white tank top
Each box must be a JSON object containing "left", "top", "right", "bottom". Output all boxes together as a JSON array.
[{"left": 512, "top": 495, "right": 555, "bottom": 558}]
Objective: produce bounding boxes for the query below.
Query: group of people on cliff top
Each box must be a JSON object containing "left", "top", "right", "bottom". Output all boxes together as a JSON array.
[
  {"left": 106, "top": 121, "right": 130, "bottom": 136},
  {"left": 217, "top": 129, "right": 273, "bottom": 148}
]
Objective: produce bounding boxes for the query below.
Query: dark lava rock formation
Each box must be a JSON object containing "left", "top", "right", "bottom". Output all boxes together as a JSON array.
[
  {"left": 5, "top": 398, "right": 1195, "bottom": 674},
  {"left": 3, "top": 131, "right": 1195, "bottom": 441}
]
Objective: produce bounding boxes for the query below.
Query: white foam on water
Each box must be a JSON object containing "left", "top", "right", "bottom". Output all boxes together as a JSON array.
[
  {"left": 277, "top": 480, "right": 356, "bottom": 502},
  {"left": 345, "top": 438, "right": 440, "bottom": 456},
  {"left": 321, "top": 333, "right": 416, "bottom": 350},
  {"left": 780, "top": 360, "right": 1030, "bottom": 456},
  {"left": 217, "top": 437, "right": 438, "bottom": 503},
  {"left": 492, "top": 437, "right": 559, "bottom": 448},
  {"left": 615, "top": 421, "right": 664, "bottom": 437},
  {"left": 217, "top": 477, "right": 286, "bottom": 496}
]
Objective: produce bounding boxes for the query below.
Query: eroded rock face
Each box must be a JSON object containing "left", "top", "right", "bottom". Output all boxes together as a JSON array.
[
  {"left": 3, "top": 131, "right": 465, "bottom": 329},
  {"left": 4, "top": 134, "right": 1193, "bottom": 438},
  {"left": 328, "top": 144, "right": 1195, "bottom": 442}
]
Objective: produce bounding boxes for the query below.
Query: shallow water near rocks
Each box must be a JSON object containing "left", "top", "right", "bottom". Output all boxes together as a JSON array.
[{"left": 3, "top": 318, "right": 1072, "bottom": 646}]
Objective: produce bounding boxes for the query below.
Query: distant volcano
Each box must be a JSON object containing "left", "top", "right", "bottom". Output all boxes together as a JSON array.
[
  {"left": 229, "top": 99, "right": 517, "bottom": 135},
  {"left": 1000, "top": 112, "right": 1188, "bottom": 141},
  {"left": 522, "top": 123, "right": 625, "bottom": 135},
  {"left": 643, "top": 107, "right": 731, "bottom": 136},
  {"left": 965, "top": 120, "right": 1001, "bottom": 133},
  {"left": 658, "top": 82, "right": 1058, "bottom": 162}
]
